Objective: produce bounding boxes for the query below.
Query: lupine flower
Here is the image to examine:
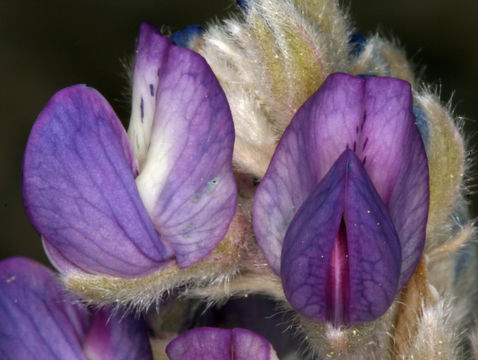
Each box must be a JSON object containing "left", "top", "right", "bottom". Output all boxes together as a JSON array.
[
  {"left": 253, "top": 72, "right": 429, "bottom": 326},
  {"left": 15, "top": 0, "right": 475, "bottom": 358},
  {"left": 22, "top": 23, "right": 237, "bottom": 285},
  {"left": 166, "top": 327, "right": 279, "bottom": 360},
  {"left": 0, "top": 257, "right": 152, "bottom": 360}
]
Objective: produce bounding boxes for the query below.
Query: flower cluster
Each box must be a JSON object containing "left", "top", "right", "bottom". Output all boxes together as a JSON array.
[{"left": 1, "top": 0, "right": 475, "bottom": 359}]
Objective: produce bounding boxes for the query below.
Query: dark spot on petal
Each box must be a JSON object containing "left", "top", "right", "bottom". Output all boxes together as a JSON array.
[
  {"left": 149, "top": 84, "right": 154, "bottom": 97},
  {"left": 140, "top": 97, "right": 144, "bottom": 122},
  {"left": 363, "top": 137, "right": 369, "bottom": 151},
  {"left": 362, "top": 156, "right": 367, "bottom": 165},
  {"left": 180, "top": 223, "right": 196, "bottom": 238},
  {"left": 207, "top": 176, "right": 220, "bottom": 188},
  {"left": 191, "top": 193, "right": 201, "bottom": 203},
  {"left": 353, "top": 141, "right": 356, "bottom": 152},
  {"left": 361, "top": 111, "right": 367, "bottom": 130}
]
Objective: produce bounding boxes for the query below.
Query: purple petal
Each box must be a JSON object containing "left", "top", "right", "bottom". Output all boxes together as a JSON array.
[
  {"left": 128, "top": 22, "right": 174, "bottom": 170},
  {"left": 254, "top": 73, "right": 428, "bottom": 286},
  {"left": 166, "top": 327, "right": 232, "bottom": 360},
  {"left": 231, "top": 328, "right": 272, "bottom": 360},
  {"left": 83, "top": 309, "right": 152, "bottom": 360},
  {"left": 281, "top": 150, "right": 401, "bottom": 325},
  {"left": 344, "top": 151, "right": 402, "bottom": 324},
  {"left": 253, "top": 73, "right": 364, "bottom": 273},
  {"left": 166, "top": 327, "right": 274, "bottom": 360},
  {"left": 42, "top": 237, "right": 85, "bottom": 274},
  {"left": 135, "top": 37, "right": 237, "bottom": 268},
  {"left": 0, "top": 257, "right": 90, "bottom": 360},
  {"left": 280, "top": 151, "right": 346, "bottom": 323},
  {"left": 23, "top": 85, "right": 174, "bottom": 277},
  {"left": 360, "top": 77, "right": 428, "bottom": 287}
]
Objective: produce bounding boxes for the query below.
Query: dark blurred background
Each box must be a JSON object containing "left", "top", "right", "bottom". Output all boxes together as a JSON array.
[{"left": 1, "top": 0, "right": 477, "bottom": 265}]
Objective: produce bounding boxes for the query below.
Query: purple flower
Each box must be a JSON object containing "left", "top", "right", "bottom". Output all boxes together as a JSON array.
[
  {"left": 22, "top": 23, "right": 237, "bottom": 277},
  {"left": 166, "top": 327, "right": 278, "bottom": 360},
  {"left": 253, "top": 73, "right": 429, "bottom": 326},
  {"left": 0, "top": 257, "right": 153, "bottom": 360}
]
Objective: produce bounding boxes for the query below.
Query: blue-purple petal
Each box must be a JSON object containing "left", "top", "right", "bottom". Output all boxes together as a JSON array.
[
  {"left": 166, "top": 327, "right": 274, "bottom": 360},
  {"left": 349, "top": 33, "right": 367, "bottom": 57},
  {"left": 23, "top": 85, "right": 174, "bottom": 277},
  {"left": 280, "top": 151, "right": 346, "bottom": 323},
  {"left": 171, "top": 25, "right": 204, "bottom": 49},
  {"left": 42, "top": 237, "right": 85, "bottom": 274},
  {"left": 281, "top": 150, "right": 401, "bottom": 325},
  {"left": 166, "top": 327, "right": 232, "bottom": 360},
  {"left": 0, "top": 257, "right": 89, "bottom": 360},
  {"left": 344, "top": 151, "right": 401, "bottom": 324},
  {"left": 135, "top": 40, "right": 237, "bottom": 268},
  {"left": 231, "top": 328, "right": 272, "bottom": 360},
  {"left": 83, "top": 309, "right": 153, "bottom": 360}
]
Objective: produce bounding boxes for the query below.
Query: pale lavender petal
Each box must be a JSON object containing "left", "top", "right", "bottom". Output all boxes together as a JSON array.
[
  {"left": 166, "top": 327, "right": 232, "bottom": 360},
  {"left": 83, "top": 309, "right": 152, "bottom": 360},
  {"left": 128, "top": 22, "right": 174, "bottom": 170},
  {"left": 253, "top": 73, "right": 364, "bottom": 273},
  {"left": 136, "top": 43, "right": 237, "bottom": 268},
  {"left": 360, "top": 77, "right": 429, "bottom": 287},
  {"left": 23, "top": 85, "right": 174, "bottom": 277},
  {"left": 0, "top": 257, "right": 90, "bottom": 360},
  {"left": 231, "top": 328, "right": 272, "bottom": 360},
  {"left": 281, "top": 150, "right": 401, "bottom": 325}
]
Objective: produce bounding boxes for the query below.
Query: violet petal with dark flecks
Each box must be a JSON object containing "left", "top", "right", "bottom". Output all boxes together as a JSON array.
[
  {"left": 128, "top": 22, "right": 174, "bottom": 170},
  {"left": 253, "top": 73, "right": 364, "bottom": 274},
  {"left": 135, "top": 35, "right": 237, "bottom": 268}
]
